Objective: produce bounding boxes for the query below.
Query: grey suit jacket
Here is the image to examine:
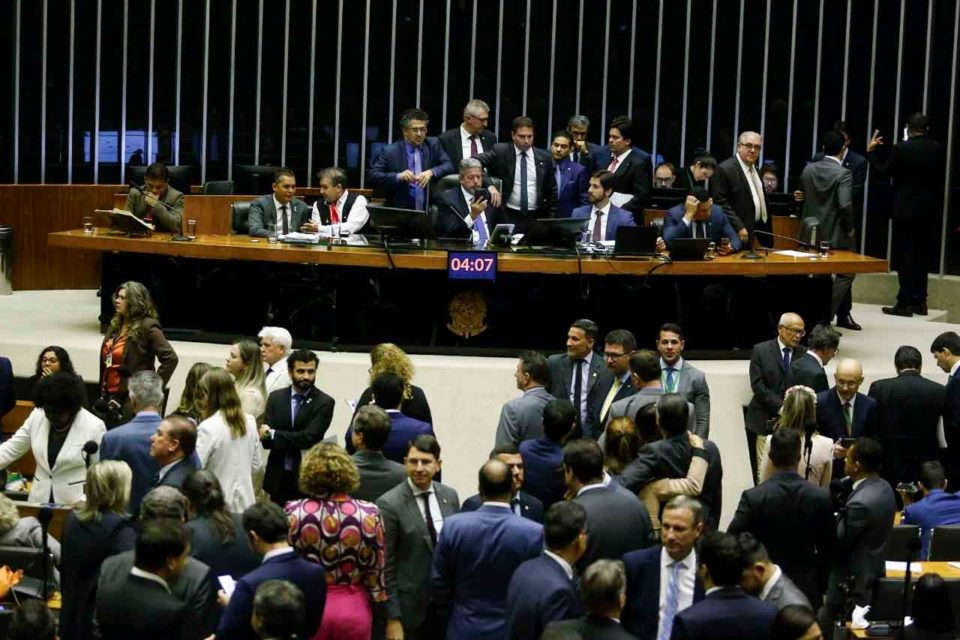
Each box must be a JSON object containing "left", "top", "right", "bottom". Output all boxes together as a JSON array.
[
  {"left": 495, "top": 386, "right": 555, "bottom": 446},
  {"left": 764, "top": 570, "right": 811, "bottom": 611},
  {"left": 0, "top": 517, "right": 62, "bottom": 564},
  {"left": 574, "top": 485, "right": 653, "bottom": 571},
  {"left": 669, "top": 360, "right": 711, "bottom": 438},
  {"left": 125, "top": 185, "right": 184, "bottom": 233},
  {"left": 605, "top": 387, "right": 697, "bottom": 436},
  {"left": 247, "top": 195, "right": 311, "bottom": 238},
  {"left": 377, "top": 479, "right": 460, "bottom": 628},
  {"left": 799, "top": 158, "right": 855, "bottom": 249},
  {"left": 352, "top": 450, "right": 407, "bottom": 502}
]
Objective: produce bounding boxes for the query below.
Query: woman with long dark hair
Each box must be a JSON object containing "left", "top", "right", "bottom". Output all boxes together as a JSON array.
[
  {"left": 173, "top": 361, "right": 213, "bottom": 423},
  {"left": 225, "top": 339, "right": 267, "bottom": 420},
  {"left": 181, "top": 469, "right": 258, "bottom": 579}
]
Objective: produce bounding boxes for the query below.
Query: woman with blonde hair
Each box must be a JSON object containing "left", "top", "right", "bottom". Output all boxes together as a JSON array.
[
  {"left": 195, "top": 367, "right": 264, "bottom": 513},
  {"left": 286, "top": 437, "right": 386, "bottom": 640},
  {"left": 0, "top": 493, "right": 63, "bottom": 562},
  {"left": 174, "top": 361, "right": 213, "bottom": 423},
  {"left": 353, "top": 343, "right": 432, "bottom": 424},
  {"left": 225, "top": 339, "right": 267, "bottom": 419},
  {"left": 60, "top": 461, "right": 136, "bottom": 640},
  {"left": 759, "top": 385, "right": 834, "bottom": 488}
]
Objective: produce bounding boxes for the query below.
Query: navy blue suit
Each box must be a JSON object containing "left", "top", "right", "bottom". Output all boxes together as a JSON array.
[
  {"left": 344, "top": 410, "right": 434, "bottom": 466},
  {"left": 662, "top": 203, "right": 741, "bottom": 251},
  {"left": 816, "top": 388, "right": 878, "bottom": 480},
  {"left": 368, "top": 138, "right": 455, "bottom": 210},
  {"left": 216, "top": 550, "right": 327, "bottom": 640},
  {"left": 505, "top": 553, "right": 582, "bottom": 640},
  {"left": 622, "top": 545, "right": 704, "bottom": 640},
  {"left": 670, "top": 586, "right": 777, "bottom": 640},
  {"left": 902, "top": 488, "right": 960, "bottom": 559},
  {"left": 554, "top": 159, "right": 589, "bottom": 218},
  {"left": 570, "top": 204, "right": 636, "bottom": 241},
  {"left": 432, "top": 503, "right": 543, "bottom": 640},
  {"left": 461, "top": 490, "right": 545, "bottom": 523},
  {"left": 518, "top": 437, "right": 566, "bottom": 508}
]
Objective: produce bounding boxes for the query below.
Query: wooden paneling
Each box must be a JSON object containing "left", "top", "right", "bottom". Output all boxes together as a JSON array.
[{"left": 1, "top": 400, "right": 36, "bottom": 477}]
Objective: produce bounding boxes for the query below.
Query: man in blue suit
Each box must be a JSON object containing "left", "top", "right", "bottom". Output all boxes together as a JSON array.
[
  {"left": 662, "top": 187, "right": 741, "bottom": 253},
  {"left": 519, "top": 398, "right": 577, "bottom": 509},
  {"left": 505, "top": 501, "right": 586, "bottom": 639},
  {"left": 461, "top": 443, "right": 545, "bottom": 523},
  {"left": 622, "top": 496, "right": 706, "bottom": 640},
  {"left": 368, "top": 107, "right": 455, "bottom": 211},
  {"left": 551, "top": 131, "right": 589, "bottom": 218},
  {"left": 571, "top": 170, "right": 636, "bottom": 242},
  {"left": 902, "top": 460, "right": 960, "bottom": 558},
  {"left": 432, "top": 458, "right": 544, "bottom": 640},
  {"left": 370, "top": 371, "right": 435, "bottom": 464},
  {"left": 217, "top": 502, "right": 327, "bottom": 640},
  {"left": 815, "top": 358, "right": 878, "bottom": 480}
]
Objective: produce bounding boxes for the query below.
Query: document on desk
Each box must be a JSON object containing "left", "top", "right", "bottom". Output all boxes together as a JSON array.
[
  {"left": 774, "top": 249, "right": 813, "bottom": 258},
  {"left": 885, "top": 561, "right": 923, "bottom": 573},
  {"left": 610, "top": 192, "right": 633, "bottom": 208}
]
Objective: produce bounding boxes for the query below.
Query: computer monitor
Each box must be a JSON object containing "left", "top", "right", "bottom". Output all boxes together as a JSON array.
[
  {"left": 367, "top": 205, "right": 436, "bottom": 240},
  {"left": 648, "top": 187, "right": 687, "bottom": 210},
  {"left": 520, "top": 217, "right": 587, "bottom": 248},
  {"left": 233, "top": 165, "right": 281, "bottom": 195},
  {"left": 766, "top": 192, "right": 798, "bottom": 217}
]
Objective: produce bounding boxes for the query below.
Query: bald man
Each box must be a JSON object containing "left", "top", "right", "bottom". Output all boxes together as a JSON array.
[{"left": 816, "top": 358, "right": 878, "bottom": 480}]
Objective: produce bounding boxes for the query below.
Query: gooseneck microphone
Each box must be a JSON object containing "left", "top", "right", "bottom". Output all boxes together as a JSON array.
[
  {"left": 37, "top": 507, "right": 53, "bottom": 600},
  {"left": 82, "top": 440, "right": 99, "bottom": 469}
]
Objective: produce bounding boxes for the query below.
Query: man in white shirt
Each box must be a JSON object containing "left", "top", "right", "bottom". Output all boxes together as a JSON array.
[
  {"left": 439, "top": 98, "right": 498, "bottom": 165},
  {"left": 711, "top": 130, "right": 768, "bottom": 243},
  {"left": 258, "top": 326, "right": 293, "bottom": 395},
  {"left": 570, "top": 170, "right": 635, "bottom": 242},
  {"left": 302, "top": 166, "right": 371, "bottom": 237}
]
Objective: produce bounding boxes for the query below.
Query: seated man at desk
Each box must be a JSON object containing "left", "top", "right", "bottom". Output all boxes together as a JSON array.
[
  {"left": 570, "top": 170, "right": 634, "bottom": 242},
  {"left": 125, "top": 162, "right": 184, "bottom": 233},
  {"left": 302, "top": 166, "right": 370, "bottom": 236},
  {"left": 248, "top": 167, "right": 311, "bottom": 238},
  {"left": 433, "top": 158, "right": 501, "bottom": 242},
  {"left": 662, "top": 187, "right": 741, "bottom": 254}
]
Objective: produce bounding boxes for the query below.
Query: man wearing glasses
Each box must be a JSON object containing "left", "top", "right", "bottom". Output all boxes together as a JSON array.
[
  {"left": 440, "top": 99, "right": 498, "bottom": 165},
  {"left": 745, "top": 313, "right": 808, "bottom": 484},
  {"left": 590, "top": 329, "right": 638, "bottom": 437},
  {"left": 711, "top": 130, "right": 770, "bottom": 245}
]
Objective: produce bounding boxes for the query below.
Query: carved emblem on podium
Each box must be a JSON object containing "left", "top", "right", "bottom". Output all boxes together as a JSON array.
[{"left": 446, "top": 290, "right": 488, "bottom": 338}]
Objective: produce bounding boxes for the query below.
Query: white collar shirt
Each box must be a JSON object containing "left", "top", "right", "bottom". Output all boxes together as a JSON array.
[
  {"left": 586, "top": 201, "right": 612, "bottom": 240},
  {"left": 544, "top": 550, "right": 575, "bottom": 581},
  {"left": 658, "top": 546, "right": 697, "bottom": 639},
  {"left": 735, "top": 153, "right": 764, "bottom": 222},
  {"left": 460, "top": 125, "right": 485, "bottom": 158},
  {"left": 130, "top": 567, "right": 171, "bottom": 594},
  {"left": 506, "top": 146, "right": 539, "bottom": 211},
  {"left": 273, "top": 196, "right": 293, "bottom": 233},
  {"left": 759, "top": 565, "right": 783, "bottom": 602}
]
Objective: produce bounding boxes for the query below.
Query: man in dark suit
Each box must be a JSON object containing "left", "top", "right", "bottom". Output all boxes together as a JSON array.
[
  {"left": 217, "top": 502, "right": 327, "bottom": 640},
  {"left": 868, "top": 346, "right": 946, "bottom": 487},
  {"left": 368, "top": 107, "right": 455, "bottom": 211},
  {"left": 593, "top": 115, "right": 652, "bottom": 220},
  {"left": 149, "top": 415, "right": 200, "bottom": 492},
  {"left": 662, "top": 187, "right": 741, "bottom": 252},
  {"left": 366, "top": 372, "right": 435, "bottom": 464},
  {"left": 432, "top": 458, "right": 543, "bottom": 640},
  {"left": 784, "top": 323, "right": 840, "bottom": 393},
  {"left": 711, "top": 130, "right": 768, "bottom": 244},
  {"left": 550, "top": 130, "right": 589, "bottom": 218},
  {"left": 250, "top": 580, "right": 309, "bottom": 640},
  {"left": 932, "top": 331, "right": 960, "bottom": 484},
  {"left": 605, "top": 351, "right": 698, "bottom": 442},
  {"left": 902, "top": 460, "right": 960, "bottom": 559},
  {"left": 433, "top": 157, "right": 501, "bottom": 241},
  {"left": 544, "top": 560, "right": 638, "bottom": 640},
  {"left": 657, "top": 323, "right": 712, "bottom": 439},
  {"left": 505, "top": 501, "right": 586, "bottom": 640},
  {"left": 622, "top": 496, "right": 706, "bottom": 640},
  {"left": 496, "top": 350, "right": 555, "bottom": 446},
  {"left": 125, "top": 161, "right": 185, "bottom": 233},
  {"left": 811, "top": 121, "right": 868, "bottom": 229},
  {"left": 439, "top": 98, "right": 497, "bottom": 165},
  {"left": 727, "top": 428, "right": 836, "bottom": 606},
  {"left": 746, "top": 313, "right": 808, "bottom": 483},
  {"left": 259, "top": 349, "right": 335, "bottom": 506},
  {"left": 816, "top": 358, "right": 878, "bottom": 480},
  {"left": 461, "top": 443, "right": 545, "bottom": 522},
  {"left": 377, "top": 435, "right": 459, "bottom": 640},
  {"left": 571, "top": 170, "right": 637, "bottom": 241},
  {"left": 519, "top": 399, "right": 577, "bottom": 510},
  {"left": 350, "top": 405, "right": 407, "bottom": 502},
  {"left": 564, "top": 439, "right": 653, "bottom": 570},
  {"left": 592, "top": 329, "right": 638, "bottom": 432},
  {"left": 867, "top": 113, "right": 944, "bottom": 316},
  {"left": 737, "top": 534, "right": 811, "bottom": 611},
  {"left": 671, "top": 531, "right": 777, "bottom": 640},
  {"left": 548, "top": 318, "right": 614, "bottom": 439},
  {"left": 248, "top": 167, "right": 312, "bottom": 237},
  {"left": 477, "top": 115, "right": 557, "bottom": 226},
  {"left": 567, "top": 114, "right": 603, "bottom": 169}
]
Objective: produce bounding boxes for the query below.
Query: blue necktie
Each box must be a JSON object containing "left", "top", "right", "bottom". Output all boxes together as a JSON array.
[
  {"left": 658, "top": 561, "right": 682, "bottom": 640},
  {"left": 782, "top": 347, "right": 791, "bottom": 370},
  {"left": 519, "top": 151, "right": 529, "bottom": 214},
  {"left": 473, "top": 197, "right": 488, "bottom": 243},
  {"left": 665, "top": 367, "right": 676, "bottom": 393},
  {"left": 284, "top": 394, "right": 306, "bottom": 471},
  {"left": 408, "top": 145, "right": 425, "bottom": 210},
  {"left": 555, "top": 166, "right": 562, "bottom": 192}
]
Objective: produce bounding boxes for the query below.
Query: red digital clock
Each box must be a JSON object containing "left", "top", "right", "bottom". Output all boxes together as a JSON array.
[{"left": 447, "top": 251, "right": 497, "bottom": 281}]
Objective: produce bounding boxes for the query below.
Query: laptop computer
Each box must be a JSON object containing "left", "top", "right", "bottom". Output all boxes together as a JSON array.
[
  {"left": 669, "top": 238, "right": 712, "bottom": 261},
  {"left": 613, "top": 225, "right": 660, "bottom": 257}
]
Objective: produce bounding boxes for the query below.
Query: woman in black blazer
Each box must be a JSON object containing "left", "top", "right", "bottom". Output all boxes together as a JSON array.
[
  {"left": 351, "top": 343, "right": 432, "bottom": 426},
  {"left": 59, "top": 461, "right": 137, "bottom": 640}
]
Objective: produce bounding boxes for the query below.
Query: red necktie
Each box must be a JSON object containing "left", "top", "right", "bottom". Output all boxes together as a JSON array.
[
  {"left": 329, "top": 204, "right": 340, "bottom": 224},
  {"left": 470, "top": 135, "right": 479, "bottom": 158},
  {"left": 607, "top": 156, "right": 619, "bottom": 172}
]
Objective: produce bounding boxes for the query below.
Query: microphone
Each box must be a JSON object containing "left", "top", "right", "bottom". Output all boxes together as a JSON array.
[
  {"left": 753, "top": 229, "right": 818, "bottom": 250},
  {"left": 37, "top": 507, "right": 52, "bottom": 600},
  {"left": 83, "top": 440, "right": 99, "bottom": 469},
  {"left": 128, "top": 181, "right": 144, "bottom": 194}
]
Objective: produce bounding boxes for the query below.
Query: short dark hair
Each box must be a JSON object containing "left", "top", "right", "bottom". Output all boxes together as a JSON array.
[
  {"left": 736, "top": 531, "right": 770, "bottom": 565},
  {"left": 352, "top": 405, "right": 392, "bottom": 451},
  {"left": 692, "top": 153, "right": 718, "bottom": 169},
  {"left": 562, "top": 439, "right": 604, "bottom": 484},
  {"left": 808, "top": 324, "right": 841, "bottom": 352},
  {"left": 689, "top": 186, "right": 711, "bottom": 202},
  {"left": 931, "top": 331, "right": 960, "bottom": 356},
  {"left": 518, "top": 350, "right": 551, "bottom": 386},
  {"left": 144, "top": 162, "right": 170, "bottom": 181},
  {"left": 772, "top": 605, "right": 820, "bottom": 640},
  {"left": 907, "top": 112, "right": 930, "bottom": 134},
  {"left": 656, "top": 393, "right": 689, "bottom": 437},
  {"left": 253, "top": 580, "right": 306, "bottom": 638},
  {"left": 8, "top": 600, "right": 56, "bottom": 640},
  {"left": 591, "top": 169, "right": 616, "bottom": 192},
  {"left": 242, "top": 501, "right": 290, "bottom": 544},
  {"left": 634, "top": 403, "right": 661, "bottom": 444},
  {"left": 272, "top": 167, "right": 296, "bottom": 184},
  {"left": 478, "top": 459, "right": 513, "bottom": 499},
  {"left": 769, "top": 427, "right": 802, "bottom": 468},
  {"left": 609, "top": 115, "right": 635, "bottom": 142},
  {"left": 894, "top": 345, "right": 923, "bottom": 371},
  {"left": 489, "top": 442, "right": 520, "bottom": 458},
  {"left": 580, "top": 560, "right": 627, "bottom": 613},
  {"left": 850, "top": 437, "right": 882, "bottom": 474},
  {"left": 833, "top": 120, "right": 850, "bottom": 136},
  {"left": 164, "top": 415, "right": 197, "bottom": 456},
  {"left": 512, "top": 115, "right": 535, "bottom": 132},
  {"left": 760, "top": 163, "right": 779, "bottom": 178},
  {"left": 659, "top": 323, "right": 685, "bottom": 341},
  {"left": 372, "top": 372, "right": 405, "bottom": 410},
  {"left": 32, "top": 372, "right": 85, "bottom": 415},
  {"left": 698, "top": 531, "right": 746, "bottom": 587},
  {"left": 287, "top": 348, "right": 319, "bottom": 370},
  {"left": 628, "top": 350, "right": 661, "bottom": 383},
  {"left": 919, "top": 460, "right": 947, "bottom": 490},
  {"left": 543, "top": 398, "right": 577, "bottom": 442},
  {"left": 604, "top": 329, "right": 637, "bottom": 353},
  {"left": 400, "top": 108, "right": 430, "bottom": 128},
  {"left": 570, "top": 318, "right": 600, "bottom": 342},
  {"left": 134, "top": 518, "right": 188, "bottom": 573},
  {"left": 407, "top": 434, "right": 441, "bottom": 460},
  {"left": 822, "top": 129, "right": 846, "bottom": 156},
  {"left": 552, "top": 130, "right": 573, "bottom": 144},
  {"left": 912, "top": 573, "right": 955, "bottom": 633},
  {"left": 318, "top": 166, "right": 348, "bottom": 189},
  {"left": 544, "top": 501, "right": 587, "bottom": 550}
]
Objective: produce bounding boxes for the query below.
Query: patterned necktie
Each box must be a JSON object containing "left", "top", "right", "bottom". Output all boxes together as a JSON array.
[
  {"left": 658, "top": 561, "right": 683, "bottom": 640},
  {"left": 519, "top": 151, "right": 529, "bottom": 214},
  {"left": 782, "top": 347, "right": 791, "bottom": 370}
]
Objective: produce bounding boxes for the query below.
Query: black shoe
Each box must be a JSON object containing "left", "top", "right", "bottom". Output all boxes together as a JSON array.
[
  {"left": 836, "top": 315, "right": 862, "bottom": 330},
  {"left": 912, "top": 302, "right": 928, "bottom": 316},
  {"left": 882, "top": 304, "right": 913, "bottom": 317}
]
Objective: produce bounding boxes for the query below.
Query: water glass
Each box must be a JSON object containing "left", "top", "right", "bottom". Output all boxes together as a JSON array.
[
  {"left": 82, "top": 216, "right": 94, "bottom": 234},
  {"left": 187, "top": 219, "right": 197, "bottom": 238},
  {"left": 705, "top": 241, "right": 716, "bottom": 260},
  {"left": 819, "top": 240, "right": 830, "bottom": 258}
]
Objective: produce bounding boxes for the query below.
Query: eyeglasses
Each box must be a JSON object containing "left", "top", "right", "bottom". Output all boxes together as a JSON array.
[
  {"left": 406, "top": 126, "right": 428, "bottom": 133},
  {"left": 739, "top": 143, "right": 762, "bottom": 152},
  {"left": 780, "top": 326, "right": 805, "bottom": 336},
  {"left": 603, "top": 351, "right": 628, "bottom": 360},
  {"left": 467, "top": 114, "right": 489, "bottom": 123}
]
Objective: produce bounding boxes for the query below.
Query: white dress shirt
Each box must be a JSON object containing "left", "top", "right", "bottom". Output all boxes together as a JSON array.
[
  {"left": 607, "top": 148, "right": 632, "bottom": 172},
  {"left": 310, "top": 189, "right": 370, "bottom": 236},
  {"left": 576, "top": 482, "right": 607, "bottom": 497},
  {"left": 506, "top": 146, "right": 539, "bottom": 211},
  {"left": 156, "top": 458, "right": 181, "bottom": 484},
  {"left": 735, "top": 154, "right": 765, "bottom": 223},
  {"left": 262, "top": 547, "right": 295, "bottom": 563},
  {"left": 408, "top": 478, "right": 446, "bottom": 536},
  {"left": 658, "top": 546, "right": 697, "bottom": 639},
  {"left": 130, "top": 567, "right": 171, "bottom": 593},
  {"left": 759, "top": 565, "right": 783, "bottom": 602},
  {"left": 264, "top": 356, "right": 292, "bottom": 396},
  {"left": 273, "top": 195, "right": 293, "bottom": 232},
  {"left": 544, "top": 550, "right": 575, "bottom": 581},
  {"left": 460, "top": 124, "right": 485, "bottom": 158},
  {"left": 585, "top": 201, "right": 612, "bottom": 240}
]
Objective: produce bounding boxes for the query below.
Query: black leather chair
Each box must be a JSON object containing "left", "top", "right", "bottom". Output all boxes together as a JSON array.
[
  {"left": 231, "top": 201, "right": 252, "bottom": 234},
  {"left": 928, "top": 525, "right": 960, "bottom": 561},
  {"left": 434, "top": 174, "right": 461, "bottom": 197},
  {"left": 202, "top": 181, "right": 234, "bottom": 195},
  {"left": 884, "top": 525, "right": 921, "bottom": 562}
]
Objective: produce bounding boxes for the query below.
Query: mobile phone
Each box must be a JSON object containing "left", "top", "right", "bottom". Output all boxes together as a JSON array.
[{"left": 218, "top": 575, "right": 236, "bottom": 597}]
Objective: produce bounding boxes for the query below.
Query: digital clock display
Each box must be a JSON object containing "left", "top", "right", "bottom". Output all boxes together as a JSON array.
[{"left": 447, "top": 251, "right": 497, "bottom": 281}]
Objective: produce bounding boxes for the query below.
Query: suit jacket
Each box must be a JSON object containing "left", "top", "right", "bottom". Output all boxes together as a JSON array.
[
  {"left": 726, "top": 470, "right": 836, "bottom": 606},
  {"left": 383, "top": 411, "right": 434, "bottom": 463},
  {"left": 662, "top": 204, "right": 742, "bottom": 252},
  {"left": 574, "top": 484, "right": 653, "bottom": 571},
  {"left": 216, "top": 550, "right": 327, "bottom": 640},
  {"left": 671, "top": 586, "right": 777, "bottom": 640},
  {"left": 461, "top": 490, "right": 545, "bottom": 523},
  {"left": 867, "top": 134, "right": 944, "bottom": 222},
  {"left": 438, "top": 126, "right": 497, "bottom": 166},
  {"left": 711, "top": 155, "right": 763, "bottom": 234},
  {"left": 746, "top": 339, "right": 808, "bottom": 435},
  {"left": 156, "top": 456, "right": 199, "bottom": 491},
  {"left": 622, "top": 544, "right": 705, "bottom": 640},
  {"left": 833, "top": 475, "right": 897, "bottom": 604},
  {"left": 554, "top": 158, "right": 590, "bottom": 218},
  {"left": 376, "top": 479, "right": 460, "bottom": 628},
  {"left": 433, "top": 185, "right": 501, "bottom": 240},
  {"left": 867, "top": 371, "right": 945, "bottom": 485},
  {"left": 247, "top": 195, "right": 312, "bottom": 238},
  {"left": 0, "top": 407, "right": 105, "bottom": 504},
  {"left": 799, "top": 158, "right": 855, "bottom": 249},
  {"left": 353, "top": 384, "right": 433, "bottom": 427},
  {"left": 518, "top": 437, "right": 566, "bottom": 508},
  {"left": 261, "top": 385, "right": 335, "bottom": 498},
  {"left": 100, "top": 411, "right": 166, "bottom": 513},
  {"left": 476, "top": 143, "right": 558, "bottom": 215},
  {"left": 495, "top": 386, "right": 555, "bottom": 446},
  {"left": 666, "top": 360, "right": 712, "bottom": 438},
  {"left": 431, "top": 503, "right": 543, "bottom": 640},
  {"left": 764, "top": 571, "right": 811, "bottom": 610},
  {"left": 813, "top": 148, "right": 868, "bottom": 195},
  {"left": 571, "top": 141, "right": 603, "bottom": 169},
  {"left": 186, "top": 514, "right": 259, "bottom": 581},
  {"left": 594, "top": 146, "right": 653, "bottom": 216},
  {"left": 945, "top": 375, "right": 960, "bottom": 455},
  {"left": 545, "top": 615, "right": 638, "bottom": 640},
  {"left": 0, "top": 357, "right": 13, "bottom": 420},
  {"left": 99, "top": 317, "right": 179, "bottom": 394},
  {"left": 816, "top": 388, "right": 878, "bottom": 481},
  {"left": 352, "top": 450, "right": 407, "bottom": 502},
  {"left": 785, "top": 353, "right": 829, "bottom": 393},
  {"left": 96, "top": 572, "right": 192, "bottom": 640},
  {"left": 902, "top": 489, "right": 960, "bottom": 559},
  {"left": 368, "top": 137, "right": 455, "bottom": 209},
  {"left": 125, "top": 185, "right": 185, "bottom": 233},
  {"left": 591, "top": 373, "right": 638, "bottom": 435},
  {"left": 547, "top": 352, "right": 613, "bottom": 439},
  {"left": 505, "top": 553, "right": 582, "bottom": 640},
  {"left": 606, "top": 387, "right": 697, "bottom": 437},
  {"left": 571, "top": 203, "right": 636, "bottom": 241}
]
